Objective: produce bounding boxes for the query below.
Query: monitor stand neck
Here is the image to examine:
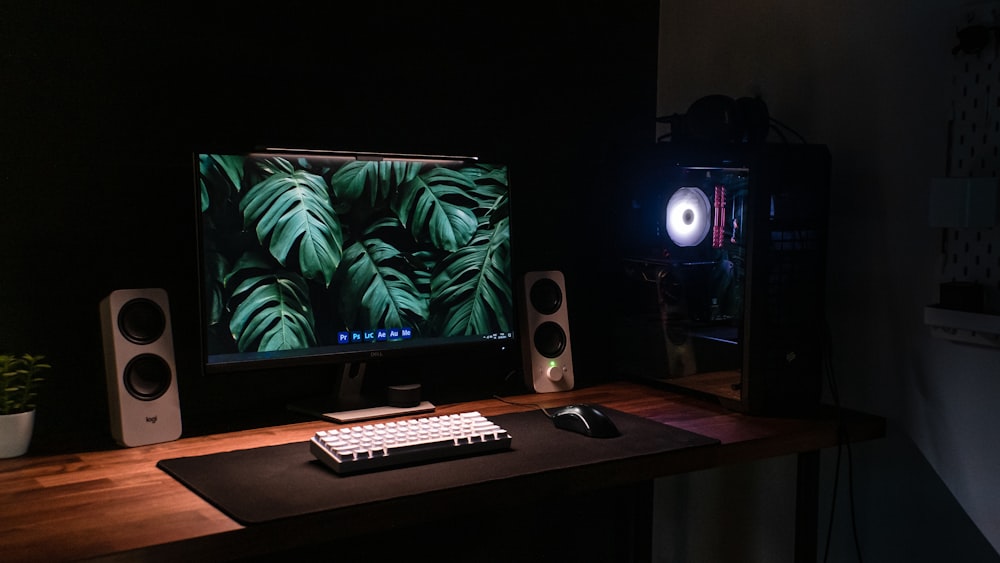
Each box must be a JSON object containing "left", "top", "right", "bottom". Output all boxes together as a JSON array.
[
  {"left": 335, "top": 361, "right": 368, "bottom": 408},
  {"left": 287, "top": 362, "right": 434, "bottom": 424}
]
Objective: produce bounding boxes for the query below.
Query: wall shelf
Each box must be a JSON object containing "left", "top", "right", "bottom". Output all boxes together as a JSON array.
[{"left": 924, "top": 305, "right": 1000, "bottom": 347}]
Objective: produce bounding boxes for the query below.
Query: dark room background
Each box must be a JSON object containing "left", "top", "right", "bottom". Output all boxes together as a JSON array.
[
  {"left": 0, "top": 2, "right": 658, "bottom": 446},
  {"left": 13, "top": 2, "right": 999, "bottom": 562}
]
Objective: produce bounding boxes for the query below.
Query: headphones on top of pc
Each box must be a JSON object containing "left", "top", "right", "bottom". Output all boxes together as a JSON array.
[{"left": 660, "top": 95, "right": 771, "bottom": 144}]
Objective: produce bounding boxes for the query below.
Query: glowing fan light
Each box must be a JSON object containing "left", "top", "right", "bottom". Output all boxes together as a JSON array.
[{"left": 665, "top": 187, "right": 711, "bottom": 247}]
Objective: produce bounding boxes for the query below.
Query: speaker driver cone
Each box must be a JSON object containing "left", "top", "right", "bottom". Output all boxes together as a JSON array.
[
  {"left": 534, "top": 321, "right": 567, "bottom": 358},
  {"left": 123, "top": 354, "right": 172, "bottom": 401},
  {"left": 118, "top": 299, "right": 166, "bottom": 344},
  {"left": 529, "top": 278, "right": 563, "bottom": 315}
]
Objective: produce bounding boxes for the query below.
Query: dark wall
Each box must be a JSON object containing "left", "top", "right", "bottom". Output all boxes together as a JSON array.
[{"left": 0, "top": 2, "right": 658, "bottom": 449}]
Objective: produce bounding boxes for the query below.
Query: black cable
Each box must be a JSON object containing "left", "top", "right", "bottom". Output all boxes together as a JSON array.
[
  {"left": 823, "top": 436, "right": 843, "bottom": 562},
  {"left": 491, "top": 393, "right": 557, "bottom": 419},
  {"left": 822, "top": 321, "right": 842, "bottom": 563},
  {"left": 821, "top": 321, "right": 866, "bottom": 563},
  {"left": 656, "top": 114, "right": 682, "bottom": 144},
  {"left": 769, "top": 124, "right": 790, "bottom": 144},
  {"left": 847, "top": 439, "right": 864, "bottom": 562},
  {"left": 655, "top": 113, "right": 684, "bottom": 123},
  {"left": 491, "top": 370, "right": 556, "bottom": 418},
  {"left": 769, "top": 117, "right": 808, "bottom": 144}
]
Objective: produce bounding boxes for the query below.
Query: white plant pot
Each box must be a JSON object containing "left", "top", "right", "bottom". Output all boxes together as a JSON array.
[{"left": 0, "top": 410, "right": 35, "bottom": 458}]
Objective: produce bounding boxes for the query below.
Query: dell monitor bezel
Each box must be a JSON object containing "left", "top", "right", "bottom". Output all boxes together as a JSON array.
[{"left": 192, "top": 148, "right": 518, "bottom": 420}]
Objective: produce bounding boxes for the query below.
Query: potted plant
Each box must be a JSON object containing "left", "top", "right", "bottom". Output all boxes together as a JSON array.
[{"left": 0, "top": 353, "right": 50, "bottom": 458}]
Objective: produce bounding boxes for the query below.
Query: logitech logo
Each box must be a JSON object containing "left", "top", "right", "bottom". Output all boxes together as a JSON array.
[{"left": 146, "top": 416, "right": 158, "bottom": 424}]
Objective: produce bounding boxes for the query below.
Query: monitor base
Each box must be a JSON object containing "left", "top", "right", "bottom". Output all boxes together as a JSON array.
[
  {"left": 286, "top": 362, "right": 436, "bottom": 424},
  {"left": 319, "top": 401, "right": 436, "bottom": 424}
]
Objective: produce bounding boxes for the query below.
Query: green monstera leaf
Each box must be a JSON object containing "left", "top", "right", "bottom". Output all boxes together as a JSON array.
[
  {"left": 461, "top": 164, "right": 508, "bottom": 200},
  {"left": 330, "top": 160, "right": 423, "bottom": 207},
  {"left": 203, "top": 249, "right": 230, "bottom": 327},
  {"left": 241, "top": 158, "right": 343, "bottom": 287},
  {"left": 226, "top": 252, "right": 316, "bottom": 353},
  {"left": 336, "top": 239, "right": 429, "bottom": 331},
  {"left": 430, "top": 216, "right": 512, "bottom": 336},
  {"left": 200, "top": 154, "right": 246, "bottom": 212},
  {"left": 391, "top": 167, "right": 479, "bottom": 252},
  {"left": 461, "top": 164, "right": 510, "bottom": 227}
]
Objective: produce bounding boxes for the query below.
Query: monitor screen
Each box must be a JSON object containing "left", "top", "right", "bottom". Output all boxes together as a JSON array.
[{"left": 195, "top": 150, "right": 515, "bottom": 399}]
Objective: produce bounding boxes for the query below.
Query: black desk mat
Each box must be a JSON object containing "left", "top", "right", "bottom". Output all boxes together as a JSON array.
[{"left": 157, "top": 407, "right": 719, "bottom": 525}]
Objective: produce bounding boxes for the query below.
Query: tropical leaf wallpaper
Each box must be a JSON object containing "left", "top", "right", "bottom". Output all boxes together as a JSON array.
[{"left": 198, "top": 153, "right": 513, "bottom": 357}]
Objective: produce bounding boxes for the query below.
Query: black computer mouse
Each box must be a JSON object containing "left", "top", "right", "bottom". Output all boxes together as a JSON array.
[{"left": 550, "top": 404, "right": 621, "bottom": 438}]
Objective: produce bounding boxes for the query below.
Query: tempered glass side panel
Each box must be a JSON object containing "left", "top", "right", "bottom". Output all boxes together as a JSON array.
[
  {"left": 619, "top": 161, "right": 749, "bottom": 405},
  {"left": 615, "top": 143, "right": 830, "bottom": 415}
]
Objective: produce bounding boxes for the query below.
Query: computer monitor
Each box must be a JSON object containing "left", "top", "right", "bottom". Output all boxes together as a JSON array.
[{"left": 194, "top": 149, "right": 515, "bottom": 422}]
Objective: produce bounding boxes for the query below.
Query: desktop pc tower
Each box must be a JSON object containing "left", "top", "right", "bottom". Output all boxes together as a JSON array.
[{"left": 613, "top": 143, "right": 830, "bottom": 416}]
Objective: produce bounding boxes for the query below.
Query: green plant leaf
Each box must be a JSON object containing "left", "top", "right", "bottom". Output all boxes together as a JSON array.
[
  {"left": 203, "top": 250, "right": 230, "bottom": 326},
  {"left": 462, "top": 164, "right": 508, "bottom": 198},
  {"left": 226, "top": 252, "right": 317, "bottom": 353},
  {"left": 336, "top": 239, "right": 429, "bottom": 331},
  {"left": 392, "top": 167, "right": 479, "bottom": 252},
  {"left": 241, "top": 158, "right": 343, "bottom": 287},
  {"left": 0, "top": 353, "right": 50, "bottom": 414},
  {"left": 409, "top": 249, "right": 440, "bottom": 302},
  {"left": 461, "top": 164, "right": 510, "bottom": 226},
  {"left": 430, "top": 216, "right": 512, "bottom": 336},
  {"left": 330, "top": 160, "right": 423, "bottom": 207},
  {"left": 199, "top": 154, "right": 246, "bottom": 212}
]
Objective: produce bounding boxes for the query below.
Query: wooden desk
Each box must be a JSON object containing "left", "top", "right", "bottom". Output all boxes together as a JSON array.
[{"left": 0, "top": 381, "right": 884, "bottom": 562}]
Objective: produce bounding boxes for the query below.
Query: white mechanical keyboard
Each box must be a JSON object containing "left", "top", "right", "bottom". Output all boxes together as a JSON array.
[{"left": 309, "top": 411, "right": 512, "bottom": 475}]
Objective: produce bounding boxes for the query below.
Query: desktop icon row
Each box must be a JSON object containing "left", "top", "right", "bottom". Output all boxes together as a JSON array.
[{"left": 337, "top": 327, "right": 413, "bottom": 344}]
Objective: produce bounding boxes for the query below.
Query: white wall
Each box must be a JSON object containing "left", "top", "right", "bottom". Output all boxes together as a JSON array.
[{"left": 656, "top": 0, "right": 1000, "bottom": 560}]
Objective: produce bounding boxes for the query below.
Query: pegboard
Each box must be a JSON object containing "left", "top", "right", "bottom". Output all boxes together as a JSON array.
[{"left": 941, "top": 1, "right": 1000, "bottom": 305}]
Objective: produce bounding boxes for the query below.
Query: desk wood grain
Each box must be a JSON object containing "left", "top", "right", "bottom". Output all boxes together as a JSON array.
[{"left": 0, "top": 381, "right": 884, "bottom": 562}]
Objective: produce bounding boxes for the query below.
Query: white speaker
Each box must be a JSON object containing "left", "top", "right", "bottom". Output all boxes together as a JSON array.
[
  {"left": 521, "top": 270, "right": 575, "bottom": 392},
  {"left": 99, "top": 288, "right": 182, "bottom": 447}
]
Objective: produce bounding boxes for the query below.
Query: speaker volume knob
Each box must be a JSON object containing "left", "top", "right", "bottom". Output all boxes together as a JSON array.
[{"left": 546, "top": 364, "right": 565, "bottom": 382}]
